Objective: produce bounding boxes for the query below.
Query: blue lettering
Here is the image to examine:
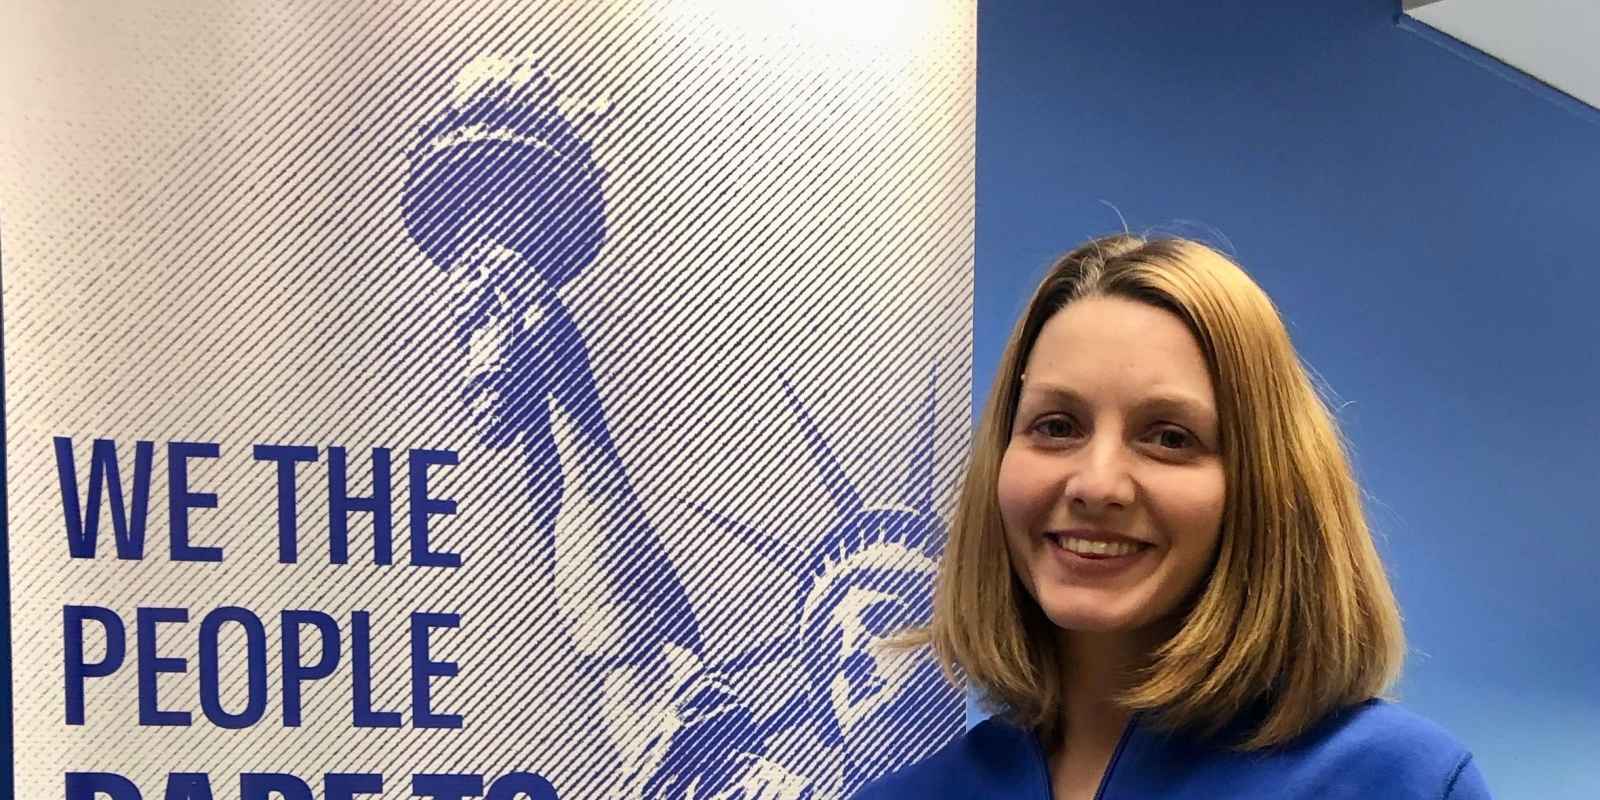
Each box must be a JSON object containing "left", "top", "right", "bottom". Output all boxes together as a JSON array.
[
  {"left": 64, "top": 605, "right": 125, "bottom": 725},
  {"left": 136, "top": 607, "right": 190, "bottom": 726},
  {"left": 252, "top": 445, "right": 319, "bottom": 564},
  {"left": 65, "top": 772, "right": 141, "bottom": 800},
  {"left": 487, "top": 773, "right": 558, "bottom": 800},
  {"left": 413, "top": 774, "right": 482, "bottom": 800},
  {"left": 329, "top": 447, "right": 393, "bottom": 565},
  {"left": 407, "top": 449, "right": 461, "bottom": 567},
  {"left": 325, "top": 773, "right": 383, "bottom": 800},
  {"left": 281, "top": 610, "right": 340, "bottom": 727},
  {"left": 56, "top": 437, "right": 154, "bottom": 560},
  {"left": 198, "top": 607, "right": 268, "bottom": 729},
  {"left": 162, "top": 773, "right": 213, "bottom": 800},
  {"left": 66, "top": 771, "right": 552, "bottom": 800},
  {"left": 351, "top": 611, "right": 401, "bottom": 727},
  {"left": 168, "top": 442, "right": 222, "bottom": 562},
  {"left": 240, "top": 773, "right": 313, "bottom": 800},
  {"left": 410, "top": 612, "right": 462, "bottom": 728}
]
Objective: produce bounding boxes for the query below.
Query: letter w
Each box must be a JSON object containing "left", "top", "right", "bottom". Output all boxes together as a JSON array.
[{"left": 55, "top": 437, "right": 154, "bottom": 559}]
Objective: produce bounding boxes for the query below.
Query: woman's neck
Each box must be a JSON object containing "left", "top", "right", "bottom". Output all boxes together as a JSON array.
[
  {"left": 1058, "top": 629, "right": 1144, "bottom": 742},
  {"left": 1047, "top": 627, "right": 1166, "bottom": 800}
]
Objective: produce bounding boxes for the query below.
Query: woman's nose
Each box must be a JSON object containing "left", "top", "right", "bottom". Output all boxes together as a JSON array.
[{"left": 1061, "top": 435, "right": 1136, "bottom": 514}]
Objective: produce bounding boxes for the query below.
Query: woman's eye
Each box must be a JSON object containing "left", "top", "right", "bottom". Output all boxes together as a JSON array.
[
  {"left": 1031, "top": 416, "right": 1078, "bottom": 439},
  {"left": 1151, "top": 427, "right": 1195, "bottom": 450}
]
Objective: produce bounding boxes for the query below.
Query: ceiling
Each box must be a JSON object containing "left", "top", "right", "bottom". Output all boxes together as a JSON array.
[{"left": 1405, "top": 0, "right": 1600, "bottom": 111}]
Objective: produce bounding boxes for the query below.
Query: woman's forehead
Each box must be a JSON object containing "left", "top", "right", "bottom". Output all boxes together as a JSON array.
[{"left": 1021, "top": 298, "right": 1215, "bottom": 407}]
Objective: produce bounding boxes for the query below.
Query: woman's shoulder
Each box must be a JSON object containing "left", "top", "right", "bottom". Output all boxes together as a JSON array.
[
  {"left": 1130, "top": 699, "right": 1491, "bottom": 799},
  {"left": 1294, "top": 699, "right": 1489, "bottom": 796},
  {"left": 1297, "top": 700, "right": 1474, "bottom": 769},
  {"left": 853, "top": 715, "right": 1048, "bottom": 800},
  {"left": 854, "top": 700, "right": 1491, "bottom": 799}
]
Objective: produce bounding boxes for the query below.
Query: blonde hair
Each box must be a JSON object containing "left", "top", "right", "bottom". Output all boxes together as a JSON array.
[{"left": 926, "top": 234, "right": 1404, "bottom": 749}]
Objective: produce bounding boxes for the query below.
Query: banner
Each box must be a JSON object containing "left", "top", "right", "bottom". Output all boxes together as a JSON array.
[{"left": 1, "top": 2, "right": 975, "bottom": 797}]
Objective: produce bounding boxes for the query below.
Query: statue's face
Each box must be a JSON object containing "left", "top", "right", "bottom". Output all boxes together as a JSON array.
[
  {"left": 448, "top": 240, "right": 555, "bottom": 448},
  {"left": 804, "top": 510, "right": 961, "bottom": 775},
  {"left": 820, "top": 559, "right": 957, "bottom": 779},
  {"left": 826, "top": 580, "right": 930, "bottom": 733}
]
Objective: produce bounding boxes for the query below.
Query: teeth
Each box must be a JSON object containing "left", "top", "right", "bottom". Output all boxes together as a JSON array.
[{"left": 1056, "top": 537, "right": 1142, "bottom": 557}]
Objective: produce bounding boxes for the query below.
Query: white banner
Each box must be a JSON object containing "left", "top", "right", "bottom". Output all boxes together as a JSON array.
[{"left": 1, "top": 2, "right": 975, "bottom": 797}]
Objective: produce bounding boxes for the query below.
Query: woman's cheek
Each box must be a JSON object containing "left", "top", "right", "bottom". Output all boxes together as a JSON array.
[
  {"left": 996, "top": 447, "right": 1045, "bottom": 582},
  {"left": 995, "top": 446, "right": 1033, "bottom": 528},
  {"left": 1152, "top": 467, "right": 1226, "bottom": 567}
]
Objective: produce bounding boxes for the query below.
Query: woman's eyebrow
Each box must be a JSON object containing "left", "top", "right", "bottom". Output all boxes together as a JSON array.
[
  {"left": 1017, "top": 381, "right": 1086, "bottom": 406},
  {"left": 1022, "top": 382, "right": 1214, "bottom": 420},
  {"left": 1138, "top": 393, "right": 1216, "bottom": 423}
]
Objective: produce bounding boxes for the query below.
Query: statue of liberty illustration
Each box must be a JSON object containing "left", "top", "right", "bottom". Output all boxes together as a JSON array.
[{"left": 402, "top": 54, "right": 960, "bottom": 799}]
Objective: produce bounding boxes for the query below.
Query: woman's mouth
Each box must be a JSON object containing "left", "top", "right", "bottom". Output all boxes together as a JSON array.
[
  {"left": 1047, "top": 534, "right": 1148, "bottom": 558},
  {"left": 1043, "top": 532, "right": 1154, "bottom": 576}
]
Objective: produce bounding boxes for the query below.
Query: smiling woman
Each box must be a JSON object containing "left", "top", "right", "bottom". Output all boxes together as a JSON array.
[
  {"left": 856, "top": 235, "right": 1492, "bottom": 799},
  {"left": 1002, "top": 295, "right": 1226, "bottom": 646}
]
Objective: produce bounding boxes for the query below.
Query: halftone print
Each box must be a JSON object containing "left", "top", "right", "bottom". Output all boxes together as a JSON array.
[{"left": 1, "top": 2, "right": 973, "bottom": 797}]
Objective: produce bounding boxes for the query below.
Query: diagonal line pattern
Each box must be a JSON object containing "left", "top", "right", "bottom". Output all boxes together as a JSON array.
[{"left": 2, "top": 1, "right": 977, "bottom": 797}]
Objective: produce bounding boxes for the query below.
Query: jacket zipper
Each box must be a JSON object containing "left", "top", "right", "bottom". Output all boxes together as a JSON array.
[
  {"left": 1090, "top": 716, "right": 1138, "bottom": 800},
  {"left": 1031, "top": 714, "right": 1139, "bottom": 800}
]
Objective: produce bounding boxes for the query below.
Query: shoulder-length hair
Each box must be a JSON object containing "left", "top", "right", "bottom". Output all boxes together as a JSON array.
[{"left": 927, "top": 234, "right": 1404, "bottom": 749}]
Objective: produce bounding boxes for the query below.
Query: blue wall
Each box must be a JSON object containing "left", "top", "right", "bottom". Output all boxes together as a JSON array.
[{"left": 976, "top": 1, "right": 1600, "bottom": 796}]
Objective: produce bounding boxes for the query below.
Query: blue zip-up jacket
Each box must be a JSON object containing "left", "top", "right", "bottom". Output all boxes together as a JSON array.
[{"left": 856, "top": 700, "right": 1491, "bottom": 799}]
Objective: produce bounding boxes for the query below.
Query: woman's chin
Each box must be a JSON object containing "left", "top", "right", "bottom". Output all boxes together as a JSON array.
[
  {"left": 1036, "top": 592, "right": 1152, "bottom": 635},
  {"left": 1045, "top": 611, "right": 1137, "bottom": 634}
]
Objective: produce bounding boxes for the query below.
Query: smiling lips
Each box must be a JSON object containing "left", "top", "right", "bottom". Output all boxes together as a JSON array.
[{"left": 1045, "top": 531, "right": 1152, "bottom": 560}]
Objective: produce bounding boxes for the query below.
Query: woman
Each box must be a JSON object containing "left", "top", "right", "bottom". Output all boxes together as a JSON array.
[{"left": 858, "top": 235, "right": 1490, "bottom": 799}]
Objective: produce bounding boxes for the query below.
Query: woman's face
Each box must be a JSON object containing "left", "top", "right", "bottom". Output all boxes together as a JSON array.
[{"left": 999, "top": 295, "right": 1226, "bottom": 637}]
